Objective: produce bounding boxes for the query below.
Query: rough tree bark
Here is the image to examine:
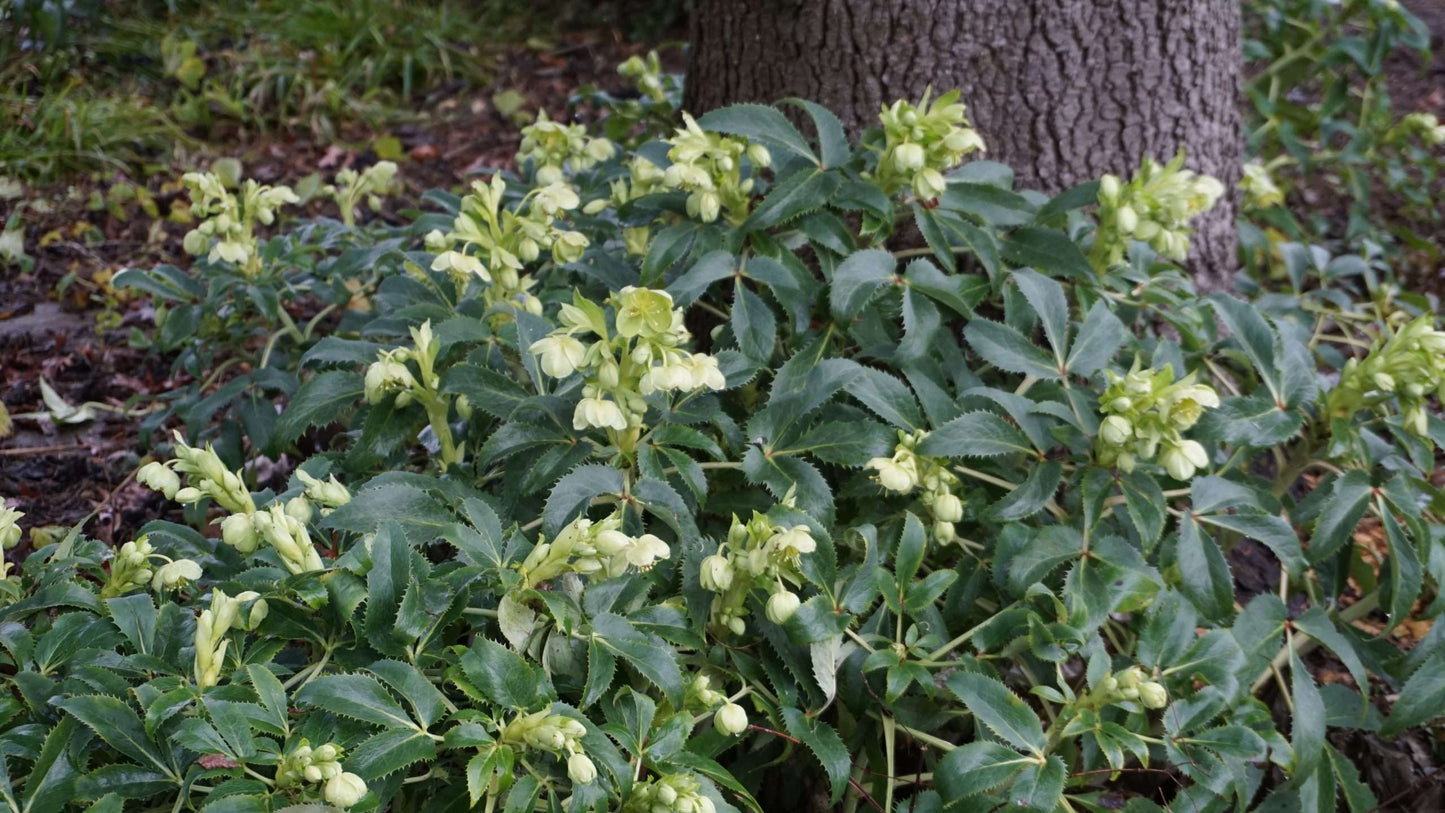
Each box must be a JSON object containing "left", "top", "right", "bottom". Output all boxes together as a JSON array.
[{"left": 685, "top": 0, "right": 1242, "bottom": 290}]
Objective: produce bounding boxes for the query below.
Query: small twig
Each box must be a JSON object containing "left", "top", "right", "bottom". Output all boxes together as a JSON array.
[{"left": 0, "top": 443, "right": 89, "bottom": 457}]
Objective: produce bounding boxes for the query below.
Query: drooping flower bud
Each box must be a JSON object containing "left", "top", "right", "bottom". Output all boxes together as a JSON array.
[
  {"left": 714, "top": 703, "right": 748, "bottom": 737},
  {"left": 765, "top": 590, "right": 801, "bottom": 625}
]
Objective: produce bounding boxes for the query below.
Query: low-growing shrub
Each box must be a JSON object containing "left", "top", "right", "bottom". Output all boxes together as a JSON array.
[{"left": 1, "top": 78, "right": 1442, "bottom": 813}]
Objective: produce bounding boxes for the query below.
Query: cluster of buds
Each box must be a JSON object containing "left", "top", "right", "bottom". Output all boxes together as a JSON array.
[
  {"left": 622, "top": 773, "right": 717, "bottom": 813},
  {"left": 101, "top": 536, "right": 203, "bottom": 598},
  {"left": 656, "top": 113, "right": 770, "bottom": 224},
  {"left": 295, "top": 470, "right": 352, "bottom": 516},
  {"left": 699, "top": 511, "right": 816, "bottom": 635},
  {"left": 277, "top": 741, "right": 368, "bottom": 808},
  {"left": 1092, "top": 153, "right": 1224, "bottom": 269},
  {"left": 194, "top": 588, "right": 268, "bottom": 688},
  {"left": 137, "top": 435, "right": 329, "bottom": 572},
  {"left": 179, "top": 171, "right": 299, "bottom": 276},
  {"left": 1240, "top": 161, "right": 1284, "bottom": 209},
  {"left": 250, "top": 504, "right": 326, "bottom": 574},
  {"left": 1329, "top": 313, "right": 1445, "bottom": 439},
  {"left": 1095, "top": 361, "right": 1219, "bottom": 480},
  {"left": 1393, "top": 112, "right": 1445, "bottom": 147},
  {"left": 325, "top": 160, "right": 398, "bottom": 227},
  {"left": 519, "top": 511, "right": 670, "bottom": 589},
  {"left": 364, "top": 320, "right": 466, "bottom": 466},
  {"left": 585, "top": 155, "right": 668, "bottom": 256},
  {"left": 517, "top": 111, "right": 617, "bottom": 184},
  {"left": 426, "top": 175, "right": 588, "bottom": 316},
  {"left": 866, "top": 429, "right": 966, "bottom": 543},
  {"left": 1084, "top": 666, "right": 1168, "bottom": 711},
  {"left": 0, "top": 504, "right": 21, "bottom": 551},
  {"left": 530, "top": 288, "right": 725, "bottom": 446},
  {"left": 686, "top": 675, "right": 750, "bottom": 737},
  {"left": 618, "top": 51, "right": 668, "bottom": 103},
  {"left": 0, "top": 503, "right": 19, "bottom": 583},
  {"left": 500, "top": 711, "right": 597, "bottom": 785},
  {"left": 139, "top": 433, "right": 256, "bottom": 515},
  {"left": 873, "top": 89, "right": 985, "bottom": 200}
]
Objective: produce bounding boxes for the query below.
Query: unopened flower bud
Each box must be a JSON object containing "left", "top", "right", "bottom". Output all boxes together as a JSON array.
[
  {"left": 714, "top": 703, "right": 748, "bottom": 736},
  {"left": 1100, "top": 415, "right": 1133, "bottom": 446},
  {"left": 567, "top": 753, "right": 597, "bottom": 784},
  {"left": 765, "top": 590, "right": 801, "bottom": 625},
  {"left": 1139, "top": 681, "right": 1168, "bottom": 709},
  {"left": 700, "top": 554, "right": 733, "bottom": 591},
  {"left": 324, "top": 772, "right": 368, "bottom": 808}
]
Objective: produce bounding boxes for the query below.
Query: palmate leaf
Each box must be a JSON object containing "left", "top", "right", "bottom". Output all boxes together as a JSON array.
[{"left": 947, "top": 671, "right": 1046, "bottom": 756}]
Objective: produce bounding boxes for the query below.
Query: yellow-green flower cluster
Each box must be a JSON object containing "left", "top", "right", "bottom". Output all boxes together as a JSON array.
[
  {"left": 866, "top": 429, "right": 966, "bottom": 543},
  {"left": 180, "top": 171, "right": 299, "bottom": 276},
  {"left": 296, "top": 470, "right": 352, "bottom": 516},
  {"left": 1240, "top": 161, "right": 1284, "bottom": 209},
  {"left": 658, "top": 113, "right": 770, "bottom": 224},
  {"left": 622, "top": 773, "right": 717, "bottom": 813},
  {"left": 1395, "top": 112, "right": 1445, "bottom": 147},
  {"left": 517, "top": 111, "right": 617, "bottom": 184},
  {"left": 500, "top": 711, "right": 597, "bottom": 785},
  {"left": 194, "top": 588, "right": 268, "bottom": 688},
  {"left": 1093, "top": 153, "right": 1225, "bottom": 269},
  {"left": 137, "top": 434, "right": 328, "bottom": 573},
  {"left": 1095, "top": 362, "right": 1220, "bottom": 480},
  {"left": 684, "top": 674, "right": 749, "bottom": 737},
  {"left": 426, "top": 175, "right": 588, "bottom": 316},
  {"left": 1329, "top": 313, "right": 1445, "bottom": 439},
  {"left": 364, "top": 320, "right": 468, "bottom": 467},
  {"left": 276, "top": 741, "right": 368, "bottom": 808},
  {"left": 873, "top": 89, "right": 985, "bottom": 200},
  {"left": 325, "top": 160, "right": 398, "bottom": 227},
  {"left": 1084, "top": 666, "right": 1168, "bottom": 711},
  {"left": 618, "top": 51, "right": 667, "bottom": 102},
  {"left": 699, "top": 510, "right": 816, "bottom": 635},
  {"left": 0, "top": 504, "right": 21, "bottom": 551},
  {"left": 529, "top": 287, "right": 725, "bottom": 443},
  {"left": 584, "top": 155, "right": 668, "bottom": 255},
  {"left": 101, "top": 535, "right": 202, "bottom": 598},
  {"left": 519, "top": 511, "right": 670, "bottom": 589},
  {"left": 139, "top": 433, "right": 255, "bottom": 515}
]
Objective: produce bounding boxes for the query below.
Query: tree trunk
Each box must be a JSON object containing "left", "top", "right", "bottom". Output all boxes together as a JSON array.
[{"left": 685, "top": 0, "right": 1242, "bottom": 290}]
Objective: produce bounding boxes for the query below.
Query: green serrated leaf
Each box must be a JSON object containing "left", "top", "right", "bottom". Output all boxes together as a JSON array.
[
  {"left": 915, "top": 411, "right": 1034, "bottom": 458},
  {"left": 946, "top": 671, "right": 1046, "bottom": 755}
]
